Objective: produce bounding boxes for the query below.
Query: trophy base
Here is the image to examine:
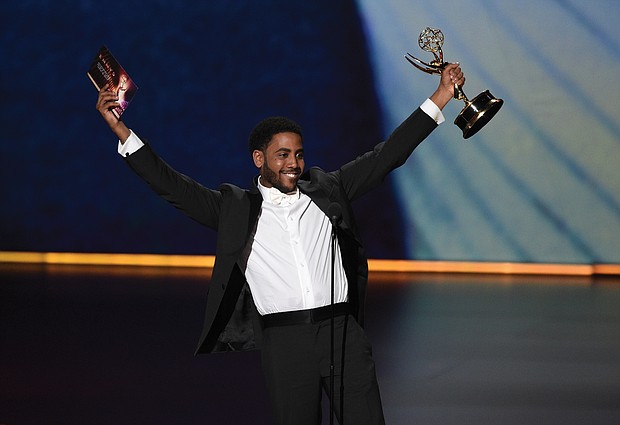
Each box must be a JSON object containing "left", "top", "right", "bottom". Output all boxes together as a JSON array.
[{"left": 454, "top": 90, "right": 503, "bottom": 139}]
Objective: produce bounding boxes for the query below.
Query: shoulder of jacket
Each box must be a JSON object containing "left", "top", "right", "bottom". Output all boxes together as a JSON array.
[
  {"left": 218, "top": 183, "right": 247, "bottom": 193},
  {"left": 217, "top": 183, "right": 256, "bottom": 200},
  {"left": 307, "top": 166, "right": 340, "bottom": 183}
]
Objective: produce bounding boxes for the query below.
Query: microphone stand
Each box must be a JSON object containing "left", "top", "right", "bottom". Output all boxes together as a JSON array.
[
  {"left": 327, "top": 203, "right": 342, "bottom": 425},
  {"left": 330, "top": 219, "right": 336, "bottom": 425}
]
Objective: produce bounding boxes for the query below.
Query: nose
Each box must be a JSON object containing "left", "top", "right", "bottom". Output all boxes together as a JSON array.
[{"left": 287, "top": 155, "right": 299, "bottom": 168}]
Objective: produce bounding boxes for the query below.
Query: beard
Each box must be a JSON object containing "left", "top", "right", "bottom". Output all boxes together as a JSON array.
[{"left": 261, "top": 161, "right": 300, "bottom": 194}]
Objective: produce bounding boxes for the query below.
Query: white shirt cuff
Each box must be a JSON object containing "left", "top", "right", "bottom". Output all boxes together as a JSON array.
[
  {"left": 420, "top": 98, "right": 445, "bottom": 124},
  {"left": 117, "top": 130, "right": 145, "bottom": 157}
]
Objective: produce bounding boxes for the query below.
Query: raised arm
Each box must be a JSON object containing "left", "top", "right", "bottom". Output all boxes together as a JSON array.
[
  {"left": 94, "top": 84, "right": 223, "bottom": 230},
  {"left": 96, "top": 84, "right": 131, "bottom": 143},
  {"left": 337, "top": 63, "right": 465, "bottom": 201}
]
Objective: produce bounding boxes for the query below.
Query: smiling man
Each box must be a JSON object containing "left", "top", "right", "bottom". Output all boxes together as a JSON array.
[
  {"left": 96, "top": 62, "right": 464, "bottom": 425},
  {"left": 250, "top": 117, "right": 305, "bottom": 195}
]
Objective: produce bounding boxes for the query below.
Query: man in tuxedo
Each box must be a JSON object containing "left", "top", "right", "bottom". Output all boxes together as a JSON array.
[{"left": 96, "top": 63, "right": 464, "bottom": 425}]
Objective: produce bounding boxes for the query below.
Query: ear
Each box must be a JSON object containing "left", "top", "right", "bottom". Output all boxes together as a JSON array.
[{"left": 252, "top": 149, "right": 264, "bottom": 169}]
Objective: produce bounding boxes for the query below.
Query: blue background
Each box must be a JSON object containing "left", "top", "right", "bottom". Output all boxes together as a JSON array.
[{"left": 1, "top": 0, "right": 619, "bottom": 263}]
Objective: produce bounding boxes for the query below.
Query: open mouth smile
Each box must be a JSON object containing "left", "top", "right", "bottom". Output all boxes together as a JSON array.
[{"left": 281, "top": 169, "right": 301, "bottom": 178}]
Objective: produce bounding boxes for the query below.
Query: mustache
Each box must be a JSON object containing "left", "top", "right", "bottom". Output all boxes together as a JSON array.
[{"left": 281, "top": 168, "right": 301, "bottom": 174}]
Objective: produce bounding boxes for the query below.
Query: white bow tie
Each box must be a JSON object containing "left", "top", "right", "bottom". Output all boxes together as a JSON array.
[{"left": 269, "top": 187, "right": 299, "bottom": 206}]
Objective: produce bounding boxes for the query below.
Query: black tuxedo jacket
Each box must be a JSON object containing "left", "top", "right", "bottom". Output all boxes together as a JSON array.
[{"left": 124, "top": 108, "right": 437, "bottom": 354}]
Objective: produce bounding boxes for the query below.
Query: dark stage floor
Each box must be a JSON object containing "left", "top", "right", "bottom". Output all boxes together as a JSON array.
[{"left": 1, "top": 264, "right": 619, "bottom": 425}]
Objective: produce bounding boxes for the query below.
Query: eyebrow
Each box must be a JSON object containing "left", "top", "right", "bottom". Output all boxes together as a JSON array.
[{"left": 274, "top": 147, "right": 304, "bottom": 154}]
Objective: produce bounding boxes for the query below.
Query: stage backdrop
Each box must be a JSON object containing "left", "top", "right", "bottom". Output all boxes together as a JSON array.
[
  {"left": 357, "top": 0, "right": 620, "bottom": 263},
  {"left": 1, "top": 0, "right": 619, "bottom": 264}
]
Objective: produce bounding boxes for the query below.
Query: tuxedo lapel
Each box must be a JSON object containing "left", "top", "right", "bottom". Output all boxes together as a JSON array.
[
  {"left": 297, "top": 180, "right": 331, "bottom": 213},
  {"left": 246, "top": 179, "right": 264, "bottom": 239},
  {"left": 247, "top": 190, "right": 263, "bottom": 233},
  {"left": 298, "top": 179, "right": 352, "bottom": 234}
]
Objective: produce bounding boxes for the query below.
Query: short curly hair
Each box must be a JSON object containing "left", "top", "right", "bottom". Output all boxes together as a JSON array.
[{"left": 248, "top": 116, "right": 303, "bottom": 156}]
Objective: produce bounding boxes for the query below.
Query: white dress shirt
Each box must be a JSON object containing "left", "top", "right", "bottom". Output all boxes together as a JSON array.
[{"left": 237, "top": 178, "right": 349, "bottom": 315}]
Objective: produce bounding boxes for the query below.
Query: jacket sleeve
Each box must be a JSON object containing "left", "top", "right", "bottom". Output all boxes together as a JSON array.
[
  {"left": 124, "top": 142, "right": 223, "bottom": 230},
  {"left": 338, "top": 107, "right": 437, "bottom": 201}
]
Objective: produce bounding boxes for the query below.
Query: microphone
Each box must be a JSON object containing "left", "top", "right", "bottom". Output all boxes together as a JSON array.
[{"left": 327, "top": 202, "right": 342, "bottom": 226}]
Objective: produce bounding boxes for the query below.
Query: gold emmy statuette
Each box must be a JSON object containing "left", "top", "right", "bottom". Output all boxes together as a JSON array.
[{"left": 405, "top": 27, "right": 503, "bottom": 139}]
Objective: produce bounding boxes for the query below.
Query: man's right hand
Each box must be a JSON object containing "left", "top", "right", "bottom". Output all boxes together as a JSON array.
[
  {"left": 429, "top": 62, "right": 465, "bottom": 111},
  {"left": 96, "top": 84, "right": 131, "bottom": 143}
]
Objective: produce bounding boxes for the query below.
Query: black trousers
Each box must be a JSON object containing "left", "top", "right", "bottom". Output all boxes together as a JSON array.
[{"left": 261, "top": 314, "right": 385, "bottom": 425}]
